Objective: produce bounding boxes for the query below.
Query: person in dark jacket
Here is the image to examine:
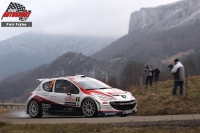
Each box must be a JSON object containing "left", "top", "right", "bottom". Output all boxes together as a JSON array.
[
  {"left": 144, "top": 63, "right": 153, "bottom": 87},
  {"left": 154, "top": 67, "right": 160, "bottom": 82},
  {"left": 171, "top": 59, "right": 185, "bottom": 95}
]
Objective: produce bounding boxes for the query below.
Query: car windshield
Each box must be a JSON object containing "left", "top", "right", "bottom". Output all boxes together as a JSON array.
[{"left": 76, "top": 78, "right": 111, "bottom": 90}]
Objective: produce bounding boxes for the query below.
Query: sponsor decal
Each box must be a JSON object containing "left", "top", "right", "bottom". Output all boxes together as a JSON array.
[
  {"left": 101, "top": 105, "right": 112, "bottom": 110},
  {"left": 65, "top": 96, "right": 76, "bottom": 102},
  {"left": 35, "top": 92, "right": 49, "bottom": 96},
  {"left": 116, "top": 102, "right": 135, "bottom": 106},
  {"left": 65, "top": 96, "right": 80, "bottom": 102},
  {"left": 101, "top": 107, "right": 112, "bottom": 110},
  {"left": 1, "top": 2, "right": 32, "bottom": 27},
  {"left": 101, "top": 105, "right": 110, "bottom": 107},
  {"left": 65, "top": 102, "right": 76, "bottom": 106},
  {"left": 42, "top": 103, "right": 51, "bottom": 108},
  {"left": 107, "top": 89, "right": 125, "bottom": 95},
  {"left": 33, "top": 95, "right": 54, "bottom": 104},
  {"left": 103, "top": 101, "right": 108, "bottom": 104},
  {"left": 105, "top": 112, "right": 116, "bottom": 115}
]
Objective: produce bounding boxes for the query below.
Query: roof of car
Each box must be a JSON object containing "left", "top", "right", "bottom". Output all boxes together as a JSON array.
[{"left": 37, "top": 75, "right": 88, "bottom": 83}]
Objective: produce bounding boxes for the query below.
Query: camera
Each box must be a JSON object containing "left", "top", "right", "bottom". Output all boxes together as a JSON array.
[{"left": 168, "top": 64, "right": 173, "bottom": 69}]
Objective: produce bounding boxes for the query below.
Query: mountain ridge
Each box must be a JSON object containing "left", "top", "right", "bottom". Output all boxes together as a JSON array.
[{"left": 0, "top": 32, "right": 115, "bottom": 80}]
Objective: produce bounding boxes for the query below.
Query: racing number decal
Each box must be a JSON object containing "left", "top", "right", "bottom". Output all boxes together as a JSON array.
[{"left": 76, "top": 97, "right": 80, "bottom": 102}]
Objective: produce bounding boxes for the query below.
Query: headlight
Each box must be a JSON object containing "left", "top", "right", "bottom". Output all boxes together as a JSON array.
[{"left": 91, "top": 93, "right": 116, "bottom": 101}]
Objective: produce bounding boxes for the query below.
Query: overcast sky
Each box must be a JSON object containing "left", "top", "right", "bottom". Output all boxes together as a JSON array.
[{"left": 0, "top": 0, "right": 180, "bottom": 41}]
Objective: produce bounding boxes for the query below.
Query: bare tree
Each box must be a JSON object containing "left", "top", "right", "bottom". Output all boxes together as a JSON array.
[
  {"left": 107, "top": 76, "right": 118, "bottom": 88},
  {"left": 183, "top": 52, "right": 200, "bottom": 76},
  {"left": 120, "top": 62, "right": 143, "bottom": 90}
]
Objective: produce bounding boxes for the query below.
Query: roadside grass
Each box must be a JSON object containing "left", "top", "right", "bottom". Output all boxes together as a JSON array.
[
  {"left": 1, "top": 76, "right": 200, "bottom": 133},
  {"left": 0, "top": 123, "right": 200, "bottom": 133},
  {"left": 129, "top": 75, "right": 200, "bottom": 116}
]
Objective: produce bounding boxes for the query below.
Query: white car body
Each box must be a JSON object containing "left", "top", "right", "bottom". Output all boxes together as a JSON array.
[{"left": 25, "top": 75, "right": 137, "bottom": 118}]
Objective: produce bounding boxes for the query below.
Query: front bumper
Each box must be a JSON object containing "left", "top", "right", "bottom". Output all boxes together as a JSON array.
[{"left": 98, "top": 100, "right": 137, "bottom": 116}]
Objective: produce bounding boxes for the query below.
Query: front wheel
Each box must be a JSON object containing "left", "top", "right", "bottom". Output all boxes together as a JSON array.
[
  {"left": 28, "top": 100, "right": 43, "bottom": 118},
  {"left": 81, "top": 98, "right": 97, "bottom": 117}
]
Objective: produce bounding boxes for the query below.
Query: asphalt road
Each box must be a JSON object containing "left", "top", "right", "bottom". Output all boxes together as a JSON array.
[{"left": 1, "top": 111, "right": 200, "bottom": 125}]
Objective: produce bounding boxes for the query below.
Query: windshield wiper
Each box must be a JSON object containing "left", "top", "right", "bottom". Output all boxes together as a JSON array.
[
  {"left": 99, "top": 87, "right": 111, "bottom": 89},
  {"left": 85, "top": 88, "right": 96, "bottom": 90}
]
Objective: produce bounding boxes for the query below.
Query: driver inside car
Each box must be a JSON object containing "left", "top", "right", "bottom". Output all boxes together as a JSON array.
[
  {"left": 49, "top": 80, "right": 55, "bottom": 92},
  {"left": 63, "top": 82, "right": 73, "bottom": 93}
]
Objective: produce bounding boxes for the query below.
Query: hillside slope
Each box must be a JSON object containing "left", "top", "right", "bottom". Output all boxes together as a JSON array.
[
  {"left": 131, "top": 75, "right": 200, "bottom": 116},
  {"left": 92, "top": 22, "right": 200, "bottom": 63},
  {"left": 0, "top": 32, "right": 115, "bottom": 80}
]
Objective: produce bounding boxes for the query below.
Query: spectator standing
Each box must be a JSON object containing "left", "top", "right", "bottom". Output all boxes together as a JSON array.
[
  {"left": 154, "top": 67, "right": 161, "bottom": 82},
  {"left": 144, "top": 63, "right": 153, "bottom": 87},
  {"left": 171, "top": 59, "right": 185, "bottom": 95}
]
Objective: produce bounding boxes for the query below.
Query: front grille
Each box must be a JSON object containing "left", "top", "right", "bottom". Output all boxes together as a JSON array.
[{"left": 109, "top": 100, "right": 136, "bottom": 110}]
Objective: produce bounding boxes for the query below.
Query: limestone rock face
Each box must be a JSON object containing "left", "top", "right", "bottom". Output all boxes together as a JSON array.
[
  {"left": 129, "top": 0, "right": 200, "bottom": 33},
  {"left": 63, "top": 53, "right": 108, "bottom": 80}
]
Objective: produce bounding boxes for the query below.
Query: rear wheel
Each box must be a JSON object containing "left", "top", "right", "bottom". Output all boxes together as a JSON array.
[
  {"left": 81, "top": 98, "right": 97, "bottom": 117},
  {"left": 28, "top": 100, "right": 43, "bottom": 118}
]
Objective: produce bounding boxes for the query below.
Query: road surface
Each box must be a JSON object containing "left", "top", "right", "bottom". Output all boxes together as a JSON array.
[{"left": 1, "top": 112, "right": 200, "bottom": 125}]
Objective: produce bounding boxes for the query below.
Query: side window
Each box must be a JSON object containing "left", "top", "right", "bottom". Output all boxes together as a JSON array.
[
  {"left": 43, "top": 80, "right": 54, "bottom": 92},
  {"left": 55, "top": 80, "right": 79, "bottom": 94}
]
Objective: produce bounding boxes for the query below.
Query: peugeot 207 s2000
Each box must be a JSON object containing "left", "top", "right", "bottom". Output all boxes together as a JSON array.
[{"left": 25, "top": 75, "right": 137, "bottom": 118}]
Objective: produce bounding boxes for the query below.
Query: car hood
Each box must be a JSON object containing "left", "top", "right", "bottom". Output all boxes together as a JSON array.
[
  {"left": 96, "top": 88, "right": 126, "bottom": 95},
  {"left": 94, "top": 88, "right": 133, "bottom": 101}
]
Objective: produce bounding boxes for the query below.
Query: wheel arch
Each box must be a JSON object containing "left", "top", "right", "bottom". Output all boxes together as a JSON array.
[
  {"left": 81, "top": 97, "right": 100, "bottom": 115},
  {"left": 27, "top": 99, "right": 43, "bottom": 116}
]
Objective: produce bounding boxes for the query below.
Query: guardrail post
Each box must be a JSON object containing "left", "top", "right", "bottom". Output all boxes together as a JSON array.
[
  {"left": 138, "top": 76, "right": 144, "bottom": 95},
  {"left": 185, "top": 70, "right": 188, "bottom": 96}
]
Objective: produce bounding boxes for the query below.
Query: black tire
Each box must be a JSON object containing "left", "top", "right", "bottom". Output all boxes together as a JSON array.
[
  {"left": 28, "top": 100, "right": 43, "bottom": 118},
  {"left": 81, "top": 98, "right": 97, "bottom": 117}
]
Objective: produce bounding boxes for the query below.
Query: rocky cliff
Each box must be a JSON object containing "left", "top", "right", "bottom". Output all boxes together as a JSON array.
[
  {"left": 92, "top": 0, "right": 200, "bottom": 63},
  {"left": 129, "top": 0, "right": 200, "bottom": 33}
]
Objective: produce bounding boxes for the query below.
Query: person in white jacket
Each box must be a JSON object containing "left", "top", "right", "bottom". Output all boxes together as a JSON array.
[{"left": 171, "top": 59, "right": 185, "bottom": 95}]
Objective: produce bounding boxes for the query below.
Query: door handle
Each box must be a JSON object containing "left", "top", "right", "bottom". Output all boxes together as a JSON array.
[{"left": 51, "top": 94, "right": 56, "bottom": 97}]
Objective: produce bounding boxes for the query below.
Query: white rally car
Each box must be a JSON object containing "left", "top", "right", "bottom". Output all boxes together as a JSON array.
[{"left": 25, "top": 75, "right": 137, "bottom": 118}]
